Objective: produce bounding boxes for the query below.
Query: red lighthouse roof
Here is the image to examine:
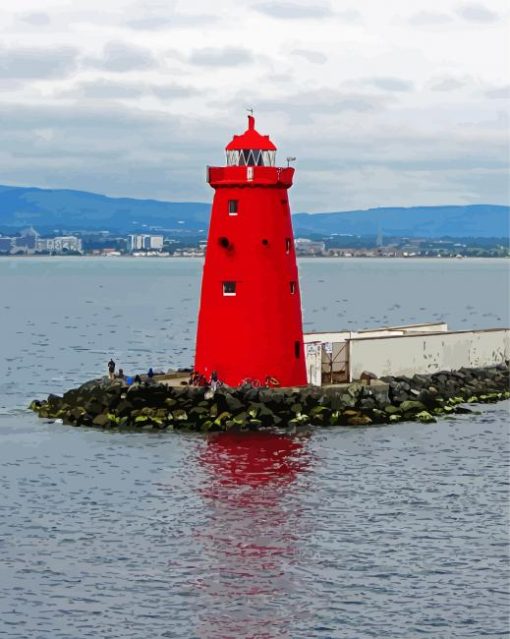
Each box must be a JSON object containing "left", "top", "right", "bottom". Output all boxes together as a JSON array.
[{"left": 225, "top": 115, "right": 277, "bottom": 151}]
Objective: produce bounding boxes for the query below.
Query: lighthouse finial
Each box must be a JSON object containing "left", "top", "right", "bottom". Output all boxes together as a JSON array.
[{"left": 247, "top": 108, "right": 255, "bottom": 130}]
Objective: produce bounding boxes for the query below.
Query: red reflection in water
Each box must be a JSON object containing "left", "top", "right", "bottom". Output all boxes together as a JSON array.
[
  {"left": 199, "top": 431, "right": 310, "bottom": 488},
  {"left": 193, "top": 431, "right": 312, "bottom": 639}
]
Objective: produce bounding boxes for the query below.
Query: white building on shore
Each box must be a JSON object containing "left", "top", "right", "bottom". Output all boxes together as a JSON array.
[
  {"left": 36, "top": 236, "right": 82, "bottom": 253},
  {"left": 128, "top": 234, "right": 164, "bottom": 251}
]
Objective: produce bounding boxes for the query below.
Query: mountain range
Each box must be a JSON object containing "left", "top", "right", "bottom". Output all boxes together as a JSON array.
[{"left": 0, "top": 184, "right": 508, "bottom": 238}]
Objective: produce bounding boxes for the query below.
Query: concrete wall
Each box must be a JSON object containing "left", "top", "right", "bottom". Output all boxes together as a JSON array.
[
  {"left": 393, "top": 322, "right": 448, "bottom": 334},
  {"left": 357, "top": 322, "right": 448, "bottom": 334},
  {"left": 304, "top": 323, "right": 448, "bottom": 344},
  {"left": 304, "top": 332, "right": 350, "bottom": 343},
  {"left": 349, "top": 329, "right": 510, "bottom": 380}
]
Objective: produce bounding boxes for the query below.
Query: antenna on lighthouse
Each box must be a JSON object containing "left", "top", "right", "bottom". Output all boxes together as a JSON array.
[
  {"left": 286, "top": 156, "right": 296, "bottom": 167},
  {"left": 246, "top": 107, "right": 254, "bottom": 116}
]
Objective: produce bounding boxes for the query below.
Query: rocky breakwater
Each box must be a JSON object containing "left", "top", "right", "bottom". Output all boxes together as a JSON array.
[{"left": 29, "top": 364, "right": 509, "bottom": 432}]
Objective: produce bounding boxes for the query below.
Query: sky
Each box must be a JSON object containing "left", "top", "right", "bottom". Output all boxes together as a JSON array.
[{"left": 0, "top": 0, "right": 508, "bottom": 212}]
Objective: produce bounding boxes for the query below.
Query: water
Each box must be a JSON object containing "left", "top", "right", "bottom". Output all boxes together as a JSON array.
[{"left": 0, "top": 257, "right": 509, "bottom": 638}]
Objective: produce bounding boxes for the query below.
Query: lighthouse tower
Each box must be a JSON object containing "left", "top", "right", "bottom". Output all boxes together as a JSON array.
[{"left": 194, "top": 115, "right": 307, "bottom": 388}]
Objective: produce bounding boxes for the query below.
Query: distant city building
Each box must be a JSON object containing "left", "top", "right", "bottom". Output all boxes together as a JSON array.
[
  {"left": 294, "top": 238, "right": 326, "bottom": 255},
  {"left": 376, "top": 224, "right": 383, "bottom": 248},
  {"left": 6, "top": 227, "right": 40, "bottom": 253},
  {"left": 18, "top": 227, "right": 39, "bottom": 250},
  {"left": 35, "top": 236, "right": 82, "bottom": 253},
  {"left": 128, "top": 234, "right": 164, "bottom": 251},
  {"left": 0, "top": 237, "right": 14, "bottom": 253}
]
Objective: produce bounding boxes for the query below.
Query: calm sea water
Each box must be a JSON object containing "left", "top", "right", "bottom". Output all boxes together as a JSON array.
[{"left": 0, "top": 257, "right": 509, "bottom": 638}]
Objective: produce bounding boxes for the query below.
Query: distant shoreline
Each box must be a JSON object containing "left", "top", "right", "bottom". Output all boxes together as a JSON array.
[{"left": 0, "top": 254, "right": 508, "bottom": 260}]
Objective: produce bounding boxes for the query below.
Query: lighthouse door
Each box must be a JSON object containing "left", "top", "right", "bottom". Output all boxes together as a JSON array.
[{"left": 322, "top": 340, "right": 349, "bottom": 384}]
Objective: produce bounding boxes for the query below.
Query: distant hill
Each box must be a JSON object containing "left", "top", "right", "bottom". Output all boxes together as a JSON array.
[
  {"left": 293, "top": 205, "right": 509, "bottom": 238},
  {"left": 0, "top": 184, "right": 210, "bottom": 234},
  {"left": 0, "top": 184, "right": 508, "bottom": 238}
]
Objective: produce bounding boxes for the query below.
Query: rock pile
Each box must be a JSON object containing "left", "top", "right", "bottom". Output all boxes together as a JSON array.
[{"left": 29, "top": 364, "right": 509, "bottom": 432}]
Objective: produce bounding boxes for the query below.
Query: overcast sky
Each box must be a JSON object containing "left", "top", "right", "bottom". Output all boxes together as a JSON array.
[{"left": 0, "top": 0, "right": 508, "bottom": 211}]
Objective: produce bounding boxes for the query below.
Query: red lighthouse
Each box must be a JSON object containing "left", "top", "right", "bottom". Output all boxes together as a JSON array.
[{"left": 194, "top": 115, "right": 307, "bottom": 388}]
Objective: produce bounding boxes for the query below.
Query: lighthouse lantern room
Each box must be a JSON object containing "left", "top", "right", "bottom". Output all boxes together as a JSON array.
[{"left": 194, "top": 115, "right": 307, "bottom": 388}]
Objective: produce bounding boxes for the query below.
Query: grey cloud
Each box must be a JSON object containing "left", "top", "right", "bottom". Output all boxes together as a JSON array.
[
  {"left": 127, "top": 13, "right": 218, "bottom": 29},
  {"left": 455, "top": 2, "right": 499, "bottom": 22},
  {"left": 189, "top": 47, "right": 253, "bottom": 67},
  {"left": 429, "top": 76, "right": 467, "bottom": 92},
  {"left": 291, "top": 49, "right": 327, "bottom": 64},
  {"left": 59, "top": 79, "right": 199, "bottom": 100},
  {"left": 486, "top": 85, "right": 510, "bottom": 99},
  {"left": 0, "top": 101, "right": 218, "bottom": 201},
  {"left": 87, "top": 41, "right": 156, "bottom": 72},
  {"left": 126, "top": 0, "right": 218, "bottom": 29},
  {"left": 151, "top": 84, "right": 200, "bottom": 99},
  {"left": 253, "top": 1, "right": 334, "bottom": 19},
  {"left": 242, "top": 89, "right": 393, "bottom": 124},
  {"left": 262, "top": 71, "right": 295, "bottom": 85},
  {"left": 336, "top": 10, "right": 362, "bottom": 23},
  {"left": 1, "top": 100, "right": 226, "bottom": 164},
  {"left": 19, "top": 12, "right": 51, "bottom": 26},
  {"left": 361, "top": 77, "right": 414, "bottom": 92},
  {"left": 0, "top": 46, "right": 78, "bottom": 79},
  {"left": 408, "top": 11, "right": 453, "bottom": 25},
  {"left": 63, "top": 80, "right": 146, "bottom": 99}
]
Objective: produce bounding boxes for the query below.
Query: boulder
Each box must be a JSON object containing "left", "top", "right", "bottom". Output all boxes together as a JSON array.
[
  {"left": 399, "top": 400, "right": 426, "bottom": 414},
  {"left": 116, "top": 399, "right": 134, "bottom": 417},
  {"left": 92, "top": 414, "right": 110, "bottom": 427},
  {"left": 213, "top": 411, "right": 232, "bottom": 428},
  {"left": 347, "top": 382, "right": 363, "bottom": 398},
  {"left": 359, "top": 397, "right": 376, "bottom": 410},
  {"left": 360, "top": 370, "right": 377, "bottom": 385},
  {"left": 370, "top": 409, "right": 387, "bottom": 424},
  {"left": 416, "top": 411, "right": 436, "bottom": 424},
  {"left": 384, "top": 405, "right": 400, "bottom": 415},
  {"left": 189, "top": 406, "right": 209, "bottom": 424},
  {"left": 84, "top": 400, "right": 104, "bottom": 416},
  {"left": 223, "top": 394, "right": 244, "bottom": 413},
  {"left": 347, "top": 414, "right": 372, "bottom": 426},
  {"left": 47, "top": 394, "right": 63, "bottom": 409}
]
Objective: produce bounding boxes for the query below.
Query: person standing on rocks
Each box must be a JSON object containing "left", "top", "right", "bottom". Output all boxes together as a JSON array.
[
  {"left": 210, "top": 370, "right": 219, "bottom": 392},
  {"left": 108, "top": 358, "right": 116, "bottom": 380}
]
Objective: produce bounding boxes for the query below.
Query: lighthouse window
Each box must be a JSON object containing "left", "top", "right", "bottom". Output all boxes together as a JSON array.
[
  {"left": 285, "top": 238, "right": 291, "bottom": 254},
  {"left": 222, "top": 281, "right": 236, "bottom": 296},
  {"left": 228, "top": 199, "right": 238, "bottom": 216},
  {"left": 226, "top": 149, "right": 276, "bottom": 167},
  {"left": 290, "top": 281, "right": 296, "bottom": 294},
  {"left": 294, "top": 340, "right": 301, "bottom": 358},
  {"left": 239, "top": 149, "right": 263, "bottom": 166},
  {"left": 226, "top": 150, "right": 240, "bottom": 166},
  {"left": 263, "top": 151, "right": 276, "bottom": 167}
]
